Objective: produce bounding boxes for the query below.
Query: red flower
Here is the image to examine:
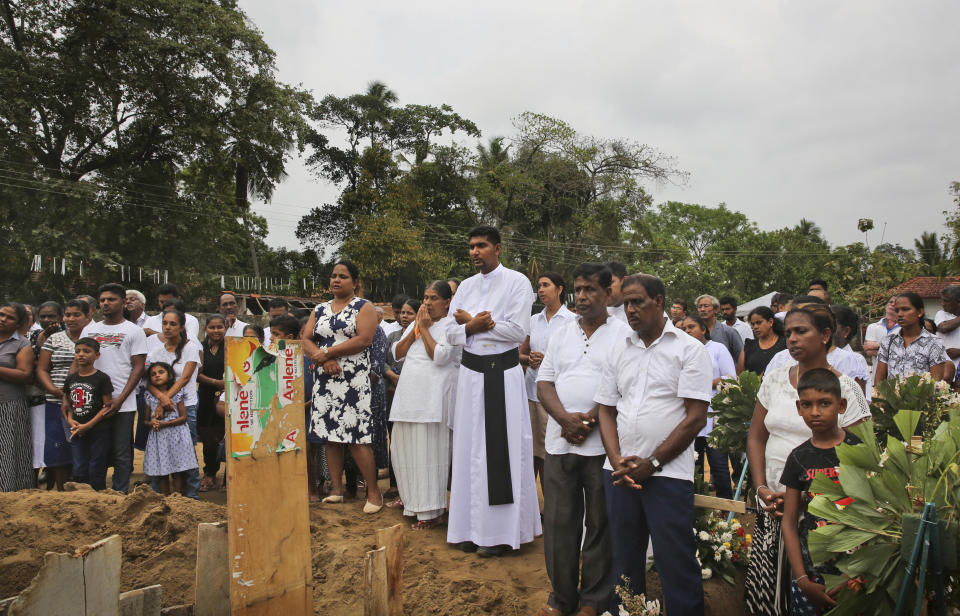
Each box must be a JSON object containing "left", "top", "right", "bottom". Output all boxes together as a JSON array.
[
  {"left": 846, "top": 577, "right": 865, "bottom": 592},
  {"left": 737, "top": 527, "right": 745, "bottom": 537}
]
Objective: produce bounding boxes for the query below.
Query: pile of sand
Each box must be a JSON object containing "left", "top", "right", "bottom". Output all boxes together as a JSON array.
[{"left": 0, "top": 487, "right": 745, "bottom": 615}]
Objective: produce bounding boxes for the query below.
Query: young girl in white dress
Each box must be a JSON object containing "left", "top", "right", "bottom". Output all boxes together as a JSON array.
[{"left": 142, "top": 362, "right": 199, "bottom": 495}]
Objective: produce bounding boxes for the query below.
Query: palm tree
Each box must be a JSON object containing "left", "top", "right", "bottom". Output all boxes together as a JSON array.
[
  {"left": 476, "top": 136, "right": 510, "bottom": 172},
  {"left": 358, "top": 81, "right": 398, "bottom": 150},
  {"left": 914, "top": 231, "right": 947, "bottom": 266},
  {"left": 225, "top": 74, "right": 309, "bottom": 277}
]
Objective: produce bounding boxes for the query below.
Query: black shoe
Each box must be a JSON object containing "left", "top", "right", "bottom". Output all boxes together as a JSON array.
[
  {"left": 476, "top": 544, "right": 511, "bottom": 558},
  {"left": 455, "top": 541, "right": 477, "bottom": 553}
]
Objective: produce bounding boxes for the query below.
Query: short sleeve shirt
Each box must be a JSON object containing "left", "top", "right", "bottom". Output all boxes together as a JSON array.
[
  {"left": 80, "top": 320, "right": 148, "bottom": 412},
  {"left": 757, "top": 365, "right": 871, "bottom": 491},
  {"left": 537, "top": 317, "right": 633, "bottom": 456},
  {"left": 41, "top": 331, "right": 78, "bottom": 403},
  {"left": 780, "top": 432, "right": 861, "bottom": 572},
  {"left": 525, "top": 305, "right": 577, "bottom": 401},
  {"left": 62, "top": 370, "right": 114, "bottom": 431},
  {"left": 935, "top": 310, "right": 960, "bottom": 368},
  {"left": 145, "top": 335, "right": 203, "bottom": 406},
  {"left": 878, "top": 328, "right": 949, "bottom": 379},
  {"left": 594, "top": 319, "right": 713, "bottom": 481},
  {"left": 0, "top": 331, "right": 29, "bottom": 403}
]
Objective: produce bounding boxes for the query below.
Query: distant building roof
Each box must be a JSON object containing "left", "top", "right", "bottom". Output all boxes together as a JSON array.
[{"left": 888, "top": 276, "right": 960, "bottom": 298}]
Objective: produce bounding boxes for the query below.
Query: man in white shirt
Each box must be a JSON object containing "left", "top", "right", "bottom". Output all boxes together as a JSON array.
[
  {"left": 446, "top": 226, "right": 540, "bottom": 558},
  {"left": 595, "top": 274, "right": 712, "bottom": 614},
  {"left": 142, "top": 284, "right": 199, "bottom": 339},
  {"left": 935, "top": 285, "right": 960, "bottom": 370},
  {"left": 536, "top": 263, "right": 632, "bottom": 616},
  {"left": 124, "top": 290, "right": 148, "bottom": 328},
  {"left": 864, "top": 296, "right": 899, "bottom": 386},
  {"left": 80, "top": 283, "right": 147, "bottom": 493},
  {"left": 379, "top": 294, "right": 407, "bottom": 337},
  {"left": 219, "top": 292, "right": 249, "bottom": 337},
  {"left": 719, "top": 295, "right": 754, "bottom": 342},
  {"left": 605, "top": 261, "right": 629, "bottom": 324}
]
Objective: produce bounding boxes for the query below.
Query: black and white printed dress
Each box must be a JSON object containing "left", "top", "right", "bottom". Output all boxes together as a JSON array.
[{"left": 309, "top": 297, "right": 373, "bottom": 445}]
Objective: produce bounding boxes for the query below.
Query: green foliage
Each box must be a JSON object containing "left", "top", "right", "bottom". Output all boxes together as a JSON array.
[
  {"left": 872, "top": 374, "right": 960, "bottom": 442},
  {"left": 805, "top": 412, "right": 960, "bottom": 613},
  {"left": 707, "top": 371, "right": 761, "bottom": 454}
]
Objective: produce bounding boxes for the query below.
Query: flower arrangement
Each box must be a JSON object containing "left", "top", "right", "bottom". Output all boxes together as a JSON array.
[
  {"left": 707, "top": 370, "right": 761, "bottom": 454},
  {"left": 600, "top": 577, "right": 661, "bottom": 616},
  {"left": 804, "top": 409, "right": 960, "bottom": 614},
  {"left": 692, "top": 511, "right": 752, "bottom": 584},
  {"left": 872, "top": 372, "right": 960, "bottom": 442}
]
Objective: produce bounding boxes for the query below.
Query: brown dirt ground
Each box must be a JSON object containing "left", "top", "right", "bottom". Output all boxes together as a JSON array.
[{"left": 0, "top": 482, "right": 749, "bottom": 615}]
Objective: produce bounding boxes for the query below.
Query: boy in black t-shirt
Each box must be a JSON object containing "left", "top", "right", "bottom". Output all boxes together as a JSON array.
[
  {"left": 61, "top": 337, "right": 114, "bottom": 490},
  {"left": 780, "top": 368, "right": 860, "bottom": 615}
]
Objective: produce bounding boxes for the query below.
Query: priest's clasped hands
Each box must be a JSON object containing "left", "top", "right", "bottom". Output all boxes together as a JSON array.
[{"left": 454, "top": 309, "right": 496, "bottom": 335}]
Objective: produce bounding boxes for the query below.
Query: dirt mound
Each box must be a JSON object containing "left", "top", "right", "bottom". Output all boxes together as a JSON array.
[
  {"left": 0, "top": 487, "right": 747, "bottom": 614},
  {"left": 0, "top": 485, "right": 224, "bottom": 605}
]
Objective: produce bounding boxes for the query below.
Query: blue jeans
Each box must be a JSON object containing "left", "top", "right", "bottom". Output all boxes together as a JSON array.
[
  {"left": 73, "top": 426, "right": 112, "bottom": 490},
  {"left": 111, "top": 411, "right": 136, "bottom": 493},
  {"left": 151, "top": 403, "right": 201, "bottom": 499},
  {"left": 706, "top": 446, "right": 733, "bottom": 499},
  {"left": 603, "top": 471, "right": 704, "bottom": 615}
]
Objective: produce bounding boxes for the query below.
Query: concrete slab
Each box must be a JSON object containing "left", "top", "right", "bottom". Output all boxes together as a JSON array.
[
  {"left": 7, "top": 550, "right": 84, "bottom": 616},
  {"left": 119, "top": 585, "right": 162, "bottom": 616},
  {"left": 194, "top": 522, "right": 229, "bottom": 616},
  {"left": 80, "top": 535, "right": 122, "bottom": 616}
]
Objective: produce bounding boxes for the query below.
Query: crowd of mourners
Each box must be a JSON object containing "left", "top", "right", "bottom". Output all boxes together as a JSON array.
[{"left": 1, "top": 224, "right": 956, "bottom": 616}]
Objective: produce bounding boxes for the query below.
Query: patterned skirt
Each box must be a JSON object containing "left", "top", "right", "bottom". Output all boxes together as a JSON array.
[
  {"left": 744, "top": 510, "right": 791, "bottom": 615},
  {"left": 0, "top": 398, "right": 35, "bottom": 491}
]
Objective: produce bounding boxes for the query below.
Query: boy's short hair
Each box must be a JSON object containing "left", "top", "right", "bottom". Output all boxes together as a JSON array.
[
  {"left": 75, "top": 337, "right": 100, "bottom": 353},
  {"left": 269, "top": 315, "right": 302, "bottom": 338},
  {"left": 796, "top": 368, "right": 842, "bottom": 399},
  {"left": 268, "top": 298, "right": 289, "bottom": 310}
]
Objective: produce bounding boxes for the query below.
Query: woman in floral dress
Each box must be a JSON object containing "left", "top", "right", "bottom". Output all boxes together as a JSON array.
[{"left": 301, "top": 260, "right": 383, "bottom": 513}]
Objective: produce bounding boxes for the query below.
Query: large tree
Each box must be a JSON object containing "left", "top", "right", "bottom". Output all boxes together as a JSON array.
[{"left": 0, "top": 0, "right": 310, "bottom": 299}]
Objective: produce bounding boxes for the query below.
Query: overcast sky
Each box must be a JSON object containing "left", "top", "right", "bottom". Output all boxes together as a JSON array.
[{"left": 239, "top": 0, "right": 960, "bottom": 254}]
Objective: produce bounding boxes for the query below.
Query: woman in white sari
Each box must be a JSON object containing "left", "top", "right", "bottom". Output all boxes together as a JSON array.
[{"left": 390, "top": 280, "right": 461, "bottom": 529}]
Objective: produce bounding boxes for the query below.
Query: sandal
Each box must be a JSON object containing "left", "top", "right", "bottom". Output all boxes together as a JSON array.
[
  {"left": 410, "top": 517, "right": 443, "bottom": 531},
  {"left": 322, "top": 494, "right": 344, "bottom": 504},
  {"left": 385, "top": 498, "right": 404, "bottom": 509},
  {"left": 199, "top": 477, "right": 215, "bottom": 492},
  {"left": 536, "top": 606, "right": 564, "bottom": 616},
  {"left": 363, "top": 498, "right": 383, "bottom": 514}
]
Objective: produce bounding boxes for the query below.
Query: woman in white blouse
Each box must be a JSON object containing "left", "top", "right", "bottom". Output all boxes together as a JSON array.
[
  {"left": 389, "top": 280, "right": 461, "bottom": 529},
  {"left": 144, "top": 310, "right": 203, "bottom": 498},
  {"left": 744, "top": 304, "right": 871, "bottom": 614},
  {"left": 519, "top": 272, "right": 575, "bottom": 481}
]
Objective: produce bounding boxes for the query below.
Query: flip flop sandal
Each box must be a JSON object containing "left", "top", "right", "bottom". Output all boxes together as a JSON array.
[
  {"left": 385, "top": 498, "right": 404, "bottom": 509},
  {"left": 410, "top": 518, "right": 443, "bottom": 531},
  {"left": 536, "top": 605, "right": 564, "bottom": 616}
]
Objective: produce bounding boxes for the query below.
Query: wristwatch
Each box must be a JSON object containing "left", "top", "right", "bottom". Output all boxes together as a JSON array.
[{"left": 648, "top": 456, "right": 663, "bottom": 473}]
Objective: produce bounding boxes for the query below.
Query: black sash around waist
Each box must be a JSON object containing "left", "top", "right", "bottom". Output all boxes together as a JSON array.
[{"left": 461, "top": 348, "right": 519, "bottom": 506}]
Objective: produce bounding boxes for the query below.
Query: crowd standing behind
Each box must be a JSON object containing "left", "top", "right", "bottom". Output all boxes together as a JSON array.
[{"left": 3, "top": 231, "right": 959, "bottom": 616}]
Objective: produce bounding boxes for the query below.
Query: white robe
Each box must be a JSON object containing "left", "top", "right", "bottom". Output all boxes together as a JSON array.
[{"left": 446, "top": 263, "right": 542, "bottom": 549}]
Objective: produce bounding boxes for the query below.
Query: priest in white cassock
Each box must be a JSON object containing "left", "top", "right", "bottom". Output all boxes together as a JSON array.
[{"left": 446, "top": 225, "right": 541, "bottom": 557}]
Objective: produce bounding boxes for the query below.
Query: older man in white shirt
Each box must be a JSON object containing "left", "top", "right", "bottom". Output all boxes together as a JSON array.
[
  {"left": 446, "top": 226, "right": 540, "bottom": 558},
  {"left": 535, "top": 263, "right": 632, "bottom": 616},
  {"left": 596, "top": 273, "right": 712, "bottom": 615}
]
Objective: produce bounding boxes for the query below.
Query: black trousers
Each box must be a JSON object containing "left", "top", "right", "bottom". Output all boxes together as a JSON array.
[{"left": 543, "top": 453, "right": 611, "bottom": 613}]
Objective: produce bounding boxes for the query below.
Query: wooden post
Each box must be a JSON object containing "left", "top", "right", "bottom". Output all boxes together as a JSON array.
[
  {"left": 375, "top": 524, "right": 404, "bottom": 615},
  {"left": 225, "top": 338, "right": 312, "bottom": 615},
  {"left": 363, "top": 547, "right": 389, "bottom": 616}
]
